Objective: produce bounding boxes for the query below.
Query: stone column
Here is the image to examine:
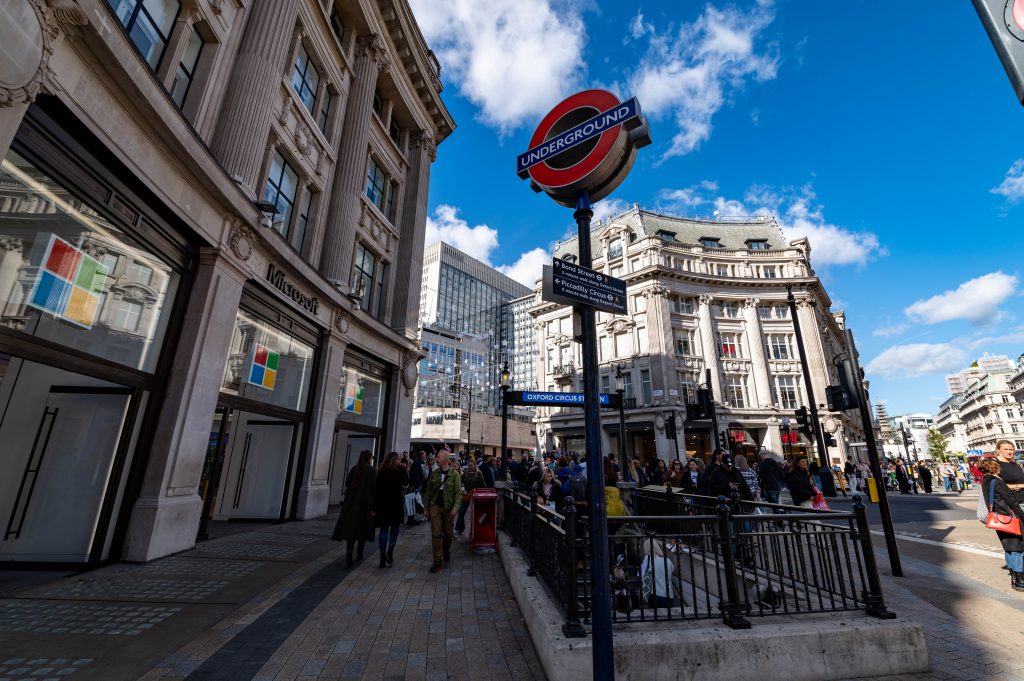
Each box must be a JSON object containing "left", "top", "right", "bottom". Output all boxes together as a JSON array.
[
  {"left": 211, "top": 0, "right": 300, "bottom": 195},
  {"left": 765, "top": 419, "right": 784, "bottom": 458},
  {"left": 742, "top": 297, "right": 772, "bottom": 408},
  {"left": 795, "top": 295, "right": 829, "bottom": 408},
  {"left": 319, "top": 34, "right": 389, "bottom": 283},
  {"left": 295, "top": 332, "right": 346, "bottom": 519},
  {"left": 697, "top": 293, "right": 722, "bottom": 400},
  {"left": 0, "top": 238, "right": 25, "bottom": 314},
  {"left": 155, "top": 0, "right": 200, "bottom": 84},
  {"left": 123, "top": 250, "right": 245, "bottom": 562},
  {"left": 389, "top": 130, "right": 435, "bottom": 334},
  {"left": 386, "top": 361, "right": 415, "bottom": 453}
]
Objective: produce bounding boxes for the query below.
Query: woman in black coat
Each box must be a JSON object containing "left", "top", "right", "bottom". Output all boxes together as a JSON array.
[
  {"left": 785, "top": 457, "right": 817, "bottom": 507},
  {"left": 978, "top": 458, "right": 1024, "bottom": 591},
  {"left": 680, "top": 459, "right": 702, "bottom": 493},
  {"left": 332, "top": 449, "right": 376, "bottom": 566},
  {"left": 373, "top": 452, "right": 408, "bottom": 568}
]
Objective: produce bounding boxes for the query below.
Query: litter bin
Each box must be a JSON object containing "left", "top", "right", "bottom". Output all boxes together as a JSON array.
[
  {"left": 469, "top": 488, "right": 498, "bottom": 552},
  {"left": 867, "top": 477, "right": 879, "bottom": 503}
]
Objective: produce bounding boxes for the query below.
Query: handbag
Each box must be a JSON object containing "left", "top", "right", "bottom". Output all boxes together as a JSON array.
[
  {"left": 811, "top": 490, "right": 830, "bottom": 511},
  {"left": 985, "top": 480, "right": 1022, "bottom": 536}
]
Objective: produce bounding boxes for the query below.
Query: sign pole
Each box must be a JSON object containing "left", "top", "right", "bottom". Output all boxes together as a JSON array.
[{"left": 574, "top": 190, "right": 615, "bottom": 681}]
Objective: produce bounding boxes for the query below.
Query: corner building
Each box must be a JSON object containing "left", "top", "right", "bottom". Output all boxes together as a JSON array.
[
  {"left": 530, "top": 207, "right": 863, "bottom": 465},
  {"left": 0, "top": 0, "right": 453, "bottom": 566}
]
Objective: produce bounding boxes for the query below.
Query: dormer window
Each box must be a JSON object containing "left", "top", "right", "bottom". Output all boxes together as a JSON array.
[
  {"left": 747, "top": 239, "right": 770, "bottom": 250},
  {"left": 700, "top": 237, "right": 722, "bottom": 249},
  {"left": 608, "top": 239, "right": 623, "bottom": 259},
  {"left": 656, "top": 229, "right": 677, "bottom": 241}
]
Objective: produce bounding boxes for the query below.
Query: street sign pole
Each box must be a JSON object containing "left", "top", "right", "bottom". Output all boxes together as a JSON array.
[{"left": 574, "top": 191, "right": 614, "bottom": 681}]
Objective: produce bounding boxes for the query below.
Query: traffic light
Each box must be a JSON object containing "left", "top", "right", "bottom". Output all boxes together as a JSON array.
[
  {"left": 830, "top": 357, "right": 861, "bottom": 411},
  {"left": 665, "top": 417, "right": 677, "bottom": 440},
  {"left": 795, "top": 406, "right": 812, "bottom": 436},
  {"left": 825, "top": 433, "right": 838, "bottom": 448},
  {"left": 973, "top": 0, "right": 1024, "bottom": 104}
]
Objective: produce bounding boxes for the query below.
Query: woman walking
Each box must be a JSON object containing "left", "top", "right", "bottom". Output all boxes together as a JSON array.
[
  {"left": 332, "top": 449, "right": 376, "bottom": 567},
  {"left": 977, "top": 458, "right": 1024, "bottom": 591},
  {"left": 455, "top": 457, "right": 487, "bottom": 536},
  {"left": 371, "top": 452, "right": 408, "bottom": 568},
  {"left": 786, "top": 457, "right": 817, "bottom": 508},
  {"left": 665, "top": 459, "right": 687, "bottom": 488}
]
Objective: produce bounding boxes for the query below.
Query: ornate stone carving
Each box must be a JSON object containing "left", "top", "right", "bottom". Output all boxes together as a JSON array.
[
  {"left": 553, "top": 333, "right": 573, "bottom": 347},
  {"left": 208, "top": 0, "right": 224, "bottom": 14},
  {"left": 227, "top": 218, "right": 257, "bottom": 262},
  {"left": 334, "top": 309, "right": 350, "bottom": 335},
  {"left": 45, "top": 0, "right": 88, "bottom": 26},
  {"left": 744, "top": 297, "right": 760, "bottom": 309},
  {"left": 698, "top": 293, "right": 713, "bottom": 306},
  {"left": 356, "top": 34, "right": 390, "bottom": 72},
  {"left": 400, "top": 350, "right": 420, "bottom": 394},
  {"left": 794, "top": 294, "right": 815, "bottom": 310},
  {"left": 0, "top": 237, "right": 25, "bottom": 254},
  {"left": 294, "top": 125, "right": 310, "bottom": 155},
  {"left": 605, "top": 318, "right": 635, "bottom": 334},
  {"left": 414, "top": 129, "right": 437, "bottom": 162},
  {"left": 1, "top": 1, "right": 53, "bottom": 108},
  {"left": 643, "top": 283, "right": 668, "bottom": 298}
]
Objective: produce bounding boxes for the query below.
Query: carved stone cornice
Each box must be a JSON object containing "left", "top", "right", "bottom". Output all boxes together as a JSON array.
[
  {"left": 744, "top": 297, "right": 760, "bottom": 309},
  {"left": 414, "top": 129, "right": 437, "bottom": 162},
  {"left": 0, "top": 1, "right": 60, "bottom": 108},
  {"left": 643, "top": 283, "right": 668, "bottom": 298},
  {"left": 334, "top": 309, "right": 351, "bottom": 335},
  {"left": 794, "top": 294, "right": 815, "bottom": 310},
  {"left": 605, "top": 317, "right": 635, "bottom": 334},
  {"left": 553, "top": 333, "right": 573, "bottom": 347},
  {"left": 355, "top": 34, "right": 391, "bottom": 72},
  {"left": 0, "top": 237, "right": 25, "bottom": 254},
  {"left": 698, "top": 293, "right": 713, "bottom": 306}
]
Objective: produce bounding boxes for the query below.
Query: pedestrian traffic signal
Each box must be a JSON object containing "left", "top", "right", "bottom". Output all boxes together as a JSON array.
[
  {"left": 665, "top": 417, "right": 677, "bottom": 440},
  {"left": 795, "top": 406, "right": 813, "bottom": 437}
]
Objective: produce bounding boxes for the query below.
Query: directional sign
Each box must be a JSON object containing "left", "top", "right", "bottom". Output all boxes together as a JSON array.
[
  {"left": 549, "top": 258, "right": 627, "bottom": 315},
  {"left": 505, "top": 390, "right": 622, "bottom": 408}
]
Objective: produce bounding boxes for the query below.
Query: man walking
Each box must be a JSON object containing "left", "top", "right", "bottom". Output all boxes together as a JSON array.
[{"left": 424, "top": 453, "right": 461, "bottom": 573}]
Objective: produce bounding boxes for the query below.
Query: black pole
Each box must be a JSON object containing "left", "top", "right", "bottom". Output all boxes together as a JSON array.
[
  {"left": 574, "top": 191, "right": 615, "bottom": 681},
  {"left": 671, "top": 410, "right": 681, "bottom": 460},
  {"left": 706, "top": 368, "right": 720, "bottom": 451},
  {"left": 467, "top": 384, "right": 473, "bottom": 456},
  {"left": 844, "top": 327, "right": 902, "bottom": 577},
  {"left": 500, "top": 384, "right": 509, "bottom": 481},
  {"left": 786, "top": 285, "right": 837, "bottom": 497},
  {"left": 617, "top": 389, "right": 627, "bottom": 462}
]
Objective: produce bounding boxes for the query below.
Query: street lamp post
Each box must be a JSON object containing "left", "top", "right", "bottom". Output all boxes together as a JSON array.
[
  {"left": 615, "top": 365, "right": 632, "bottom": 463},
  {"left": 500, "top": 363, "right": 510, "bottom": 480}
]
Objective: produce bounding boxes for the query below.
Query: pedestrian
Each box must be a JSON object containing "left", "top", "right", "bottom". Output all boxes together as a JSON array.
[
  {"left": 332, "top": 449, "right": 376, "bottom": 567},
  {"left": 786, "top": 457, "right": 817, "bottom": 508},
  {"left": 406, "top": 451, "right": 427, "bottom": 525},
  {"left": 895, "top": 460, "right": 911, "bottom": 495},
  {"left": 479, "top": 452, "right": 496, "bottom": 488},
  {"left": 700, "top": 449, "right": 725, "bottom": 495},
  {"left": 705, "top": 454, "right": 754, "bottom": 501},
  {"left": 734, "top": 454, "right": 760, "bottom": 501},
  {"left": 954, "top": 465, "right": 966, "bottom": 495},
  {"left": 808, "top": 459, "right": 822, "bottom": 491},
  {"left": 665, "top": 459, "right": 686, "bottom": 488},
  {"left": 976, "top": 457, "right": 1024, "bottom": 591},
  {"left": 455, "top": 457, "right": 486, "bottom": 536},
  {"left": 373, "top": 452, "right": 408, "bottom": 568},
  {"left": 424, "top": 452, "right": 461, "bottom": 573},
  {"left": 536, "top": 468, "right": 563, "bottom": 510},
  {"left": 995, "top": 439, "right": 1024, "bottom": 490},
  {"left": 917, "top": 462, "right": 933, "bottom": 494},
  {"left": 680, "top": 458, "right": 702, "bottom": 493},
  {"left": 649, "top": 458, "right": 668, "bottom": 485}
]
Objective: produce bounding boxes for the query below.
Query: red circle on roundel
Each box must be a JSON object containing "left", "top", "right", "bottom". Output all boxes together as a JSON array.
[
  {"left": 527, "top": 89, "right": 623, "bottom": 189},
  {"left": 1014, "top": 0, "right": 1024, "bottom": 30}
]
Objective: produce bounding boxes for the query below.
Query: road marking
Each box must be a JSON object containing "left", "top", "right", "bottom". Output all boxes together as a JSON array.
[{"left": 870, "top": 530, "right": 1004, "bottom": 559}]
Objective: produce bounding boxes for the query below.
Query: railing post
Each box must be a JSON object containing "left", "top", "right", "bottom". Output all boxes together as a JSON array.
[
  {"left": 716, "top": 496, "right": 751, "bottom": 629},
  {"left": 852, "top": 495, "right": 896, "bottom": 619},
  {"left": 561, "top": 497, "right": 586, "bottom": 638},
  {"left": 524, "top": 495, "right": 536, "bottom": 576}
]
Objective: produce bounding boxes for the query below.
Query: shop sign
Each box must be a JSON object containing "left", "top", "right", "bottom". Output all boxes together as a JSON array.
[
  {"left": 248, "top": 343, "right": 278, "bottom": 390},
  {"left": 28, "top": 234, "right": 108, "bottom": 329},
  {"left": 266, "top": 263, "right": 319, "bottom": 315},
  {"left": 343, "top": 379, "right": 364, "bottom": 414}
]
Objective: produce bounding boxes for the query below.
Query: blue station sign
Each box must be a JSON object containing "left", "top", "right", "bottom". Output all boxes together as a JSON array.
[
  {"left": 516, "top": 97, "right": 641, "bottom": 177},
  {"left": 505, "top": 390, "right": 621, "bottom": 408}
]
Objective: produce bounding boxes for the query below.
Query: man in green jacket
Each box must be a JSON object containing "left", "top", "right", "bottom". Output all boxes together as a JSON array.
[{"left": 424, "top": 452, "right": 461, "bottom": 573}]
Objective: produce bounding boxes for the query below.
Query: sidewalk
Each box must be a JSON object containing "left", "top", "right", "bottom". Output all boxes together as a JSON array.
[{"left": 0, "top": 516, "right": 545, "bottom": 681}]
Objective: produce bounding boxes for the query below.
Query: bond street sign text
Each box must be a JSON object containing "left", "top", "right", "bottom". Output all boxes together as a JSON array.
[
  {"left": 516, "top": 97, "right": 640, "bottom": 176},
  {"left": 551, "top": 258, "right": 627, "bottom": 315},
  {"left": 505, "top": 390, "right": 621, "bottom": 408}
]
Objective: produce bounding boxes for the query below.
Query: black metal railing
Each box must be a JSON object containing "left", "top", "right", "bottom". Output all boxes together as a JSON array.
[{"left": 501, "top": 487, "right": 892, "bottom": 637}]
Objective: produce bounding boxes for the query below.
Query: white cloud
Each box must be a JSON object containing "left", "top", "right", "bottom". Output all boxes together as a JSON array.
[
  {"left": 629, "top": 10, "right": 648, "bottom": 39},
  {"left": 498, "top": 248, "right": 549, "bottom": 288},
  {"left": 657, "top": 181, "right": 883, "bottom": 266},
  {"left": 904, "top": 272, "right": 1019, "bottom": 324},
  {"left": 592, "top": 198, "right": 631, "bottom": 224},
  {"left": 408, "top": 0, "right": 585, "bottom": 132},
  {"left": 866, "top": 343, "right": 968, "bottom": 379},
  {"left": 991, "top": 159, "right": 1024, "bottom": 204},
  {"left": 425, "top": 205, "right": 499, "bottom": 263},
  {"left": 873, "top": 323, "right": 909, "bottom": 338},
  {"left": 628, "top": 1, "right": 778, "bottom": 160}
]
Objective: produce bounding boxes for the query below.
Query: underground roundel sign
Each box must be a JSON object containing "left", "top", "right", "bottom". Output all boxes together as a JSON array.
[{"left": 516, "top": 90, "right": 651, "bottom": 207}]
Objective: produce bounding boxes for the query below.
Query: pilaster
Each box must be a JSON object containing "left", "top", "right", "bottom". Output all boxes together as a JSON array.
[
  {"left": 742, "top": 297, "right": 772, "bottom": 408},
  {"left": 389, "top": 130, "right": 434, "bottom": 333},
  {"left": 697, "top": 293, "right": 723, "bottom": 401}
]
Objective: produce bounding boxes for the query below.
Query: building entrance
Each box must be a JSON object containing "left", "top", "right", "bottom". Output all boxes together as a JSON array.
[
  {"left": 328, "top": 430, "right": 379, "bottom": 505},
  {"left": 0, "top": 356, "right": 139, "bottom": 563}
]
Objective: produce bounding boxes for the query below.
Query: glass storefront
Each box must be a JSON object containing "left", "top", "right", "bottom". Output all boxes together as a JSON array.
[
  {"left": 0, "top": 145, "right": 186, "bottom": 564},
  {"left": 329, "top": 354, "right": 390, "bottom": 504}
]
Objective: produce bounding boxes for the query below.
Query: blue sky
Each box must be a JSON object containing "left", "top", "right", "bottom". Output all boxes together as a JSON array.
[{"left": 408, "top": 0, "right": 1024, "bottom": 417}]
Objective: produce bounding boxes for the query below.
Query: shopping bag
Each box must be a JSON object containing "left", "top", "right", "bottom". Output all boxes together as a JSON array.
[
  {"left": 811, "top": 491, "right": 830, "bottom": 510},
  {"left": 985, "top": 480, "right": 1022, "bottom": 535},
  {"left": 977, "top": 494, "right": 989, "bottom": 524}
]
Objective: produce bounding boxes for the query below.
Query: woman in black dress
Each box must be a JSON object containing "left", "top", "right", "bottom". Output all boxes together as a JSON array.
[
  {"left": 373, "top": 452, "right": 409, "bottom": 568},
  {"left": 332, "top": 449, "right": 376, "bottom": 567}
]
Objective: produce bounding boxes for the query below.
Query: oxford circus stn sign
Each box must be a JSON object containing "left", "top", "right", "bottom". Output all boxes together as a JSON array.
[{"left": 516, "top": 89, "right": 650, "bottom": 207}]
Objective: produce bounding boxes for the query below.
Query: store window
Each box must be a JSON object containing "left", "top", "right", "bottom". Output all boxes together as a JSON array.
[
  {"left": 169, "top": 27, "right": 204, "bottom": 107},
  {"left": 0, "top": 151, "right": 179, "bottom": 373},
  {"left": 220, "top": 309, "right": 315, "bottom": 412},
  {"left": 107, "top": 0, "right": 180, "bottom": 69},
  {"left": 337, "top": 366, "right": 384, "bottom": 428}
]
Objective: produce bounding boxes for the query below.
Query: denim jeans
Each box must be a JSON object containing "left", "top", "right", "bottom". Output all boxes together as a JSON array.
[
  {"left": 455, "top": 500, "right": 470, "bottom": 534},
  {"left": 378, "top": 525, "right": 399, "bottom": 553},
  {"left": 763, "top": 488, "right": 782, "bottom": 513},
  {"left": 1006, "top": 551, "right": 1024, "bottom": 572}
]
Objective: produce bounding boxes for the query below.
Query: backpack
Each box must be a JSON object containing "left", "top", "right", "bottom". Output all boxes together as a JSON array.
[{"left": 568, "top": 473, "right": 587, "bottom": 502}]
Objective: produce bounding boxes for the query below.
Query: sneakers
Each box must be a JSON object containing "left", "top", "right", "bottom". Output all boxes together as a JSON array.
[{"left": 429, "top": 561, "right": 443, "bottom": 573}]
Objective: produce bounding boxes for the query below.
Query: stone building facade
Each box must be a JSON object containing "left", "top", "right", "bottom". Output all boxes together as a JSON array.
[
  {"left": 0, "top": 0, "right": 452, "bottom": 565},
  {"left": 529, "top": 207, "right": 863, "bottom": 465}
]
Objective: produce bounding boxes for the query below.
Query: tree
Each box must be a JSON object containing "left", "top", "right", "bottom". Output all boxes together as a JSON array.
[{"left": 926, "top": 429, "right": 950, "bottom": 462}]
